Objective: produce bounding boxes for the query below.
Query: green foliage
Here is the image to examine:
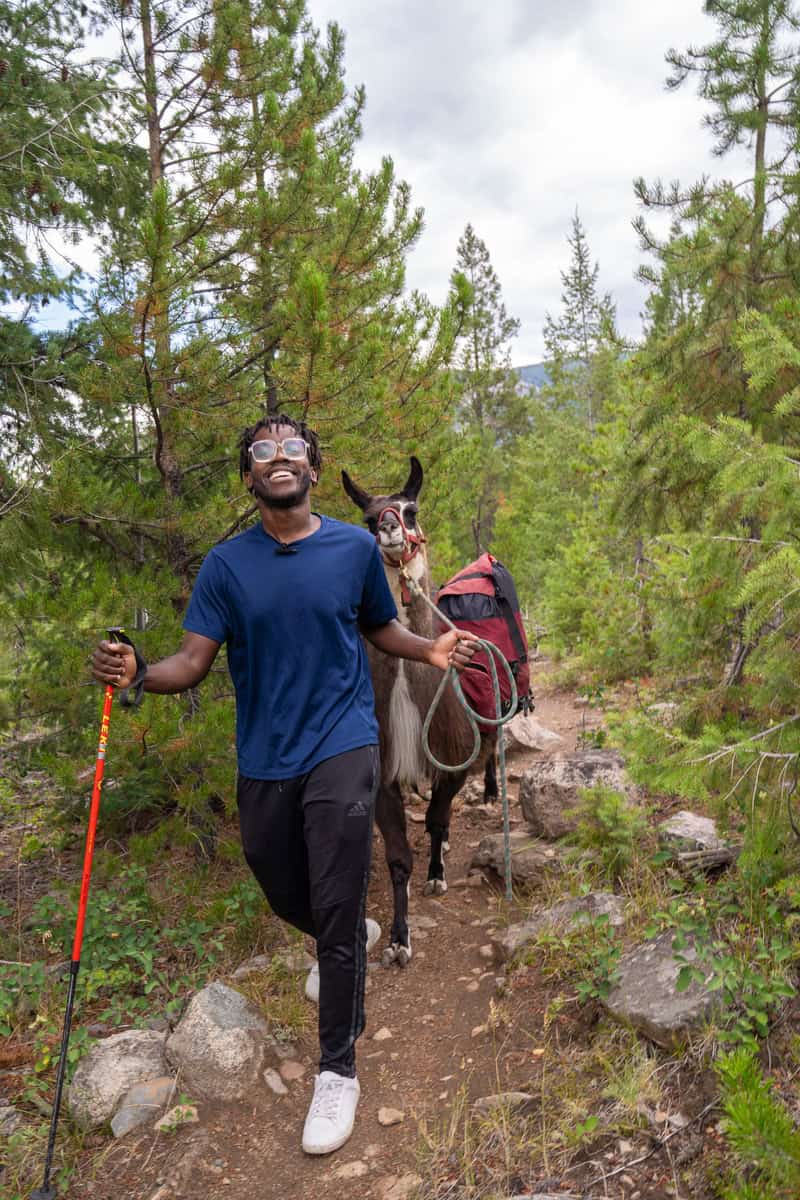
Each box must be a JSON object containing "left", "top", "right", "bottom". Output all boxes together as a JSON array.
[
  {"left": 493, "top": 222, "right": 638, "bottom": 676},
  {"left": 573, "top": 785, "right": 648, "bottom": 884},
  {"left": 445, "top": 222, "right": 525, "bottom": 559},
  {"left": 0, "top": 858, "right": 270, "bottom": 1041},
  {"left": 647, "top": 878, "right": 797, "bottom": 1051},
  {"left": 715, "top": 1048, "right": 800, "bottom": 1200},
  {"left": 674, "top": 926, "right": 795, "bottom": 1051},
  {"left": 2, "top": 1117, "right": 80, "bottom": 1200},
  {"left": 543, "top": 211, "right": 620, "bottom": 433},
  {"left": 0, "top": 0, "right": 473, "bottom": 830},
  {"left": 528, "top": 910, "right": 623, "bottom": 1004},
  {"left": 0, "top": 0, "right": 140, "bottom": 306}
]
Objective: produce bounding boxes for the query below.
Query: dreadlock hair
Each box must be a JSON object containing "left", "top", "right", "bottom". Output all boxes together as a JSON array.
[{"left": 238, "top": 413, "right": 322, "bottom": 480}]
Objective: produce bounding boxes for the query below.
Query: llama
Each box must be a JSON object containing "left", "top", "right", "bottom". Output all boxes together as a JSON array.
[{"left": 342, "top": 456, "right": 497, "bottom": 967}]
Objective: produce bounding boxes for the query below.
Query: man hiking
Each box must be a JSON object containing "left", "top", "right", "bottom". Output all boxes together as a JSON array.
[{"left": 91, "top": 413, "right": 478, "bottom": 1156}]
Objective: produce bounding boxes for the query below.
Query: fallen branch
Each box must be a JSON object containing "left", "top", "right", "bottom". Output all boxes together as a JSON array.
[{"left": 674, "top": 845, "right": 741, "bottom": 872}]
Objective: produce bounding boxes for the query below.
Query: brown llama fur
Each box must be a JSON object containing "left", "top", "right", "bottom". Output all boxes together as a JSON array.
[{"left": 342, "top": 456, "right": 496, "bottom": 965}]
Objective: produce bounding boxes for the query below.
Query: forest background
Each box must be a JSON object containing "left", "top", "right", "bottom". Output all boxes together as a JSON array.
[{"left": 5, "top": 0, "right": 800, "bottom": 1194}]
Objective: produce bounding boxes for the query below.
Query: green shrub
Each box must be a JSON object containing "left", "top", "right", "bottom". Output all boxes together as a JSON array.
[
  {"left": 573, "top": 784, "right": 648, "bottom": 883},
  {"left": 715, "top": 1048, "right": 800, "bottom": 1199},
  {"left": 528, "top": 910, "right": 622, "bottom": 1003}
]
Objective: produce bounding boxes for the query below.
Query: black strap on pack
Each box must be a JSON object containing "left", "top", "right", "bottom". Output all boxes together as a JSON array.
[
  {"left": 107, "top": 626, "right": 147, "bottom": 708},
  {"left": 491, "top": 562, "right": 535, "bottom": 715},
  {"left": 491, "top": 562, "right": 527, "bottom": 664}
]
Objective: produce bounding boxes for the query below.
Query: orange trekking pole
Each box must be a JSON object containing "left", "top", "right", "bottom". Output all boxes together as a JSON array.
[{"left": 32, "top": 627, "right": 145, "bottom": 1200}]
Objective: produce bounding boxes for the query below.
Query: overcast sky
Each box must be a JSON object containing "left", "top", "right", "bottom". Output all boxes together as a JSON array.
[
  {"left": 22, "top": 1, "right": 754, "bottom": 365},
  {"left": 304, "top": 0, "right": 752, "bottom": 364}
]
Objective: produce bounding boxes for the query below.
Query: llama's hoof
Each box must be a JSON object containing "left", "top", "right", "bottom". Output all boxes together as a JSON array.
[
  {"left": 395, "top": 940, "right": 412, "bottom": 969},
  {"left": 382, "top": 941, "right": 412, "bottom": 968},
  {"left": 423, "top": 877, "right": 448, "bottom": 896}
]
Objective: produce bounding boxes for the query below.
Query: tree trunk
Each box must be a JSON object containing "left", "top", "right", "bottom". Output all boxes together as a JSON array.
[
  {"left": 239, "top": 0, "right": 278, "bottom": 418},
  {"left": 140, "top": 0, "right": 188, "bottom": 598}
]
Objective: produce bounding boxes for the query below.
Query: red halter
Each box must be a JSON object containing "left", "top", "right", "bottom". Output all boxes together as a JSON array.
[{"left": 375, "top": 505, "right": 426, "bottom": 605}]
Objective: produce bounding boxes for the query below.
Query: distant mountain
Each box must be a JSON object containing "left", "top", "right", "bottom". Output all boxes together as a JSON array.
[{"left": 515, "top": 362, "right": 550, "bottom": 390}]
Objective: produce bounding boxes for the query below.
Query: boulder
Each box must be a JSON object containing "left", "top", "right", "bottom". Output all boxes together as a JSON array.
[
  {"left": 68, "top": 1030, "right": 168, "bottom": 1130},
  {"left": 166, "top": 982, "right": 272, "bottom": 1101},
  {"left": 519, "top": 751, "right": 631, "bottom": 839},
  {"left": 503, "top": 714, "right": 563, "bottom": 753},
  {"left": 491, "top": 891, "right": 625, "bottom": 962},
  {"left": 658, "top": 811, "right": 726, "bottom": 854},
  {"left": 470, "top": 831, "right": 564, "bottom": 886},
  {"left": 110, "top": 1077, "right": 176, "bottom": 1138},
  {"left": 602, "top": 930, "right": 720, "bottom": 1049}
]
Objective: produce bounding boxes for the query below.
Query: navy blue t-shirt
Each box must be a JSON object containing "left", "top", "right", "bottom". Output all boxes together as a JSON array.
[{"left": 182, "top": 516, "right": 398, "bottom": 779}]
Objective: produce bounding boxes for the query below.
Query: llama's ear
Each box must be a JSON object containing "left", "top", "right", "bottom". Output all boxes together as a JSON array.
[
  {"left": 341, "top": 469, "right": 372, "bottom": 512},
  {"left": 403, "top": 456, "right": 423, "bottom": 501}
]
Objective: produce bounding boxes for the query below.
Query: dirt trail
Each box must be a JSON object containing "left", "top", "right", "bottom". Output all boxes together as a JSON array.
[{"left": 74, "top": 677, "right": 586, "bottom": 1200}]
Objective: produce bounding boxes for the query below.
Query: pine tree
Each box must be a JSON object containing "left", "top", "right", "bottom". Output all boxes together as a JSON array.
[
  {"left": 620, "top": 0, "right": 800, "bottom": 689},
  {"left": 493, "top": 218, "right": 636, "bottom": 673},
  {"left": 543, "top": 212, "right": 618, "bottom": 433},
  {"left": 0, "top": 0, "right": 468, "bottom": 828},
  {"left": 0, "top": 0, "right": 144, "bottom": 526},
  {"left": 660, "top": 0, "right": 800, "bottom": 299},
  {"left": 449, "top": 223, "right": 523, "bottom": 555},
  {"left": 0, "top": 0, "right": 137, "bottom": 306}
]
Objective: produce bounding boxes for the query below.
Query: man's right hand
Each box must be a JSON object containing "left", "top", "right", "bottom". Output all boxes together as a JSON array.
[{"left": 92, "top": 640, "right": 137, "bottom": 689}]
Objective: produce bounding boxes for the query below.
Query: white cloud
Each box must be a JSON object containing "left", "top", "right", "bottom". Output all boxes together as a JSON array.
[{"left": 307, "top": 0, "right": 754, "bottom": 361}]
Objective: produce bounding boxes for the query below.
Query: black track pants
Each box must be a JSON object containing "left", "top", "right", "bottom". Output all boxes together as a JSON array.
[{"left": 236, "top": 745, "right": 379, "bottom": 1078}]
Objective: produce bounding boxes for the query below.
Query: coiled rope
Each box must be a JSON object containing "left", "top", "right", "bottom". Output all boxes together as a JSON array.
[{"left": 399, "top": 565, "right": 519, "bottom": 902}]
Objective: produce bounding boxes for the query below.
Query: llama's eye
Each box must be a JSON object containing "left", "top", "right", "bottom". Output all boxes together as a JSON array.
[
  {"left": 405, "top": 506, "right": 418, "bottom": 525},
  {"left": 366, "top": 517, "right": 378, "bottom": 534}
]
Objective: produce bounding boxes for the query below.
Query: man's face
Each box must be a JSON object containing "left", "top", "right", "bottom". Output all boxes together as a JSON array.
[{"left": 245, "top": 423, "right": 317, "bottom": 510}]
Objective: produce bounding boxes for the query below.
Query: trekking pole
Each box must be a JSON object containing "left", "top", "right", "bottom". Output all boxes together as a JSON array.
[{"left": 32, "top": 628, "right": 141, "bottom": 1200}]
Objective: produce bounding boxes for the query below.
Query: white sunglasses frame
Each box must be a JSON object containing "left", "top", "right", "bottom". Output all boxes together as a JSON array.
[{"left": 248, "top": 437, "right": 311, "bottom": 463}]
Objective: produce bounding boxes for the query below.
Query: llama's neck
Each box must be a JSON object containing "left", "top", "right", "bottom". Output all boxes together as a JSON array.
[{"left": 382, "top": 542, "right": 429, "bottom": 630}]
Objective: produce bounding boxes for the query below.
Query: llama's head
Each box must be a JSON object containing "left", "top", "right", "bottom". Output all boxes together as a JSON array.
[{"left": 342, "top": 457, "right": 424, "bottom": 564}]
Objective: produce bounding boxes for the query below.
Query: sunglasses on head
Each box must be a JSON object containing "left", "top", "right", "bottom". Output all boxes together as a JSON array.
[{"left": 248, "top": 437, "right": 310, "bottom": 463}]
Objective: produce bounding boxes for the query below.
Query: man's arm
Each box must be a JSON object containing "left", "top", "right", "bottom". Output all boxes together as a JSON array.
[
  {"left": 91, "top": 631, "right": 221, "bottom": 694},
  {"left": 363, "top": 620, "right": 478, "bottom": 673}
]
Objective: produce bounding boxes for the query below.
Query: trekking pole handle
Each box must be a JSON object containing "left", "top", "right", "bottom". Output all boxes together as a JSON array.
[{"left": 106, "top": 626, "right": 147, "bottom": 708}]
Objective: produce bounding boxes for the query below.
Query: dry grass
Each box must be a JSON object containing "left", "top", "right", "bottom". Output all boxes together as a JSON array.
[{"left": 232, "top": 955, "right": 314, "bottom": 1044}]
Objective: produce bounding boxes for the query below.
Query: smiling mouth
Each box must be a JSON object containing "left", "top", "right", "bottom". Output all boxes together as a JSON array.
[{"left": 268, "top": 470, "right": 296, "bottom": 482}]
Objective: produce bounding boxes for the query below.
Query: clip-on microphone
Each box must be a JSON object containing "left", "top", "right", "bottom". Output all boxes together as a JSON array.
[{"left": 276, "top": 542, "right": 297, "bottom": 555}]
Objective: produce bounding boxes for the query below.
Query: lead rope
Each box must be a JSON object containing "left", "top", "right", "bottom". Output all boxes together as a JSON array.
[{"left": 399, "top": 566, "right": 518, "bottom": 902}]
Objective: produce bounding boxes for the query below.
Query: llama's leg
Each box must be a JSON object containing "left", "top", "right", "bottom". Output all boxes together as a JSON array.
[
  {"left": 423, "top": 771, "right": 466, "bottom": 896},
  {"left": 375, "top": 780, "right": 413, "bottom": 967},
  {"left": 484, "top": 740, "right": 498, "bottom": 804}
]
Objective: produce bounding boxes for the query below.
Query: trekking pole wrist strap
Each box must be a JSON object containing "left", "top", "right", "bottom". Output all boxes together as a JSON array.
[{"left": 107, "top": 626, "right": 147, "bottom": 708}]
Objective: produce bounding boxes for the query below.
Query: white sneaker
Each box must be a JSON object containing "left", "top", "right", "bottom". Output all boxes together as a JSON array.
[
  {"left": 304, "top": 918, "right": 381, "bottom": 1004},
  {"left": 301, "top": 1071, "right": 361, "bottom": 1154}
]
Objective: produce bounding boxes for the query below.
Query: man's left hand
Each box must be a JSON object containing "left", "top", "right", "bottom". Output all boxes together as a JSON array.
[{"left": 428, "top": 629, "right": 480, "bottom": 673}]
